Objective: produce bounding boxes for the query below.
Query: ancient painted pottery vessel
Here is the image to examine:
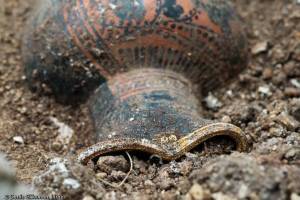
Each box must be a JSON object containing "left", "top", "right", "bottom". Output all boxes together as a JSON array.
[{"left": 22, "top": 0, "right": 249, "bottom": 164}]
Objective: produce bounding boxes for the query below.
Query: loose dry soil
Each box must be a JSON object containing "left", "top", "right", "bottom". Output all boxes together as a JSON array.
[{"left": 0, "top": 0, "right": 299, "bottom": 200}]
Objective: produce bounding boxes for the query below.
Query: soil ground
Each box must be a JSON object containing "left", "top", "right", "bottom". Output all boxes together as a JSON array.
[{"left": 0, "top": 0, "right": 299, "bottom": 200}]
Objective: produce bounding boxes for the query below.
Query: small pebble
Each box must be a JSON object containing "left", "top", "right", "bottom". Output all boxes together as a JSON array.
[
  {"left": 258, "top": 85, "right": 272, "bottom": 96},
  {"left": 238, "top": 184, "right": 250, "bottom": 199},
  {"left": 284, "top": 148, "right": 300, "bottom": 161},
  {"left": 63, "top": 178, "right": 81, "bottom": 190},
  {"left": 275, "top": 112, "right": 300, "bottom": 131},
  {"left": 13, "top": 136, "right": 24, "bottom": 144},
  {"left": 284, "top": 87, "right": 300, "bottom": 97},
  {"left": 262, "top": 68, "right": 273, "bottom": 80},
  {"left": 186, "top": 183, "right": 211, "bottom": 200},
  {"left": 291, "top": 193, "right": 300, "bottom": 200},
  {"left": 97, "top": 155, "right": 129, "bottom": 174},
  {"left": 252, "top": 41, "right": 269, "bottom": 55},
  {"left": 82, "top": 195, "right": 95, "bottom": 200},
  {"left": 51, "top": 141, "right": 63, "bottom": 152},
  {"left": 204, "top": 93, "right": 223, "bottom": 110},
  {"left": 291, "top": 79, "right": 300, "bottom": 88},
  {"left": 221, "top": 116, "right": 232, "bottom": 123},
  {"left": 96, "top": 172, "right": 108, "bottom": 179}
]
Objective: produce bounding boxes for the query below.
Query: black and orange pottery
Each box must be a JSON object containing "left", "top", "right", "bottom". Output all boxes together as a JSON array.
[{"left": 22, "top": 0, "right": 249, "bottom": 164}]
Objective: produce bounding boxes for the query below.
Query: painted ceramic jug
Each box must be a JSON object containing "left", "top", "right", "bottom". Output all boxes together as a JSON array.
[{"left": 22, "top": 0, "right": 249, "bottom": 164}]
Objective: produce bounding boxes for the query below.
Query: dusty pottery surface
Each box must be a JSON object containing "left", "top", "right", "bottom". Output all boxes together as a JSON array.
[
  {"left": 22, "top": 0, "right": 249, "bottom": 162},
  {"left": 0, "top": 0, "right": 299, "bottom": 200}
]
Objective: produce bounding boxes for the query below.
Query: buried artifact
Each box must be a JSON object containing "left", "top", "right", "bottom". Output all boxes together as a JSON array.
[{"left": 22, "top": 0, "right": 249, "bottom": 164}]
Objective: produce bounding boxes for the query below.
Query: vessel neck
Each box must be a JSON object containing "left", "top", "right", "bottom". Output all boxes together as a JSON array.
[{"left": 90, "top": 68, "right": 205, "bottom": 141}]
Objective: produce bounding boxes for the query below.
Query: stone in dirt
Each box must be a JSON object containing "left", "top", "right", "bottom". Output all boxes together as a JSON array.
[
  {"left": 252, "top": 41, "right": 269, "bottom": 55},
  {"left": 50, "top": 117, "right": 74, "bottom": 146},
  {"left": 63, "top": 178, "right": 81, "bottom": 190},
  {"left": 291, "top": 79, "right": 300, "bottom": 89},
  {"left": 258, "top": 85, "right": 272, "bottom": 97},
  {"left": 291, "top": 193, "right": 300, "bottom": 200},
  {"left": 96, "top": 172, "right": 108, "bottom": 180},
  {"left": 13, "top": 136, "right": 24, "bottom": 144},
  {"left": 186, "top": 183, "right": 211, "bottom": 200},
  {"left": 82, "top": 195, "right": 95, "bottom": 200},
  {"left": 96, "top": 155, "right": 130, "bottom": 174},
  {"left": 284, "top": 147, "right": 300, "bottom": 162},
  {"left": 275, "top": 112, "right": 300, "bottom": 131},
  {"left": 284, "top": 87, "right": 300, "bottom": 97},
  {"left": 262, "top": 68, "right": 273, "bottom": 80},
  {"left": 204, "top": 93, "right": 223, "bottom": 110}
]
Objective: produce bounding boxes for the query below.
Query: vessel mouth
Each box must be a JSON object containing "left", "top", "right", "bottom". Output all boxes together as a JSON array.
[
  {"left": 78, "top": 123, "right": 248, "bottom": 165},
  {"left": 190, "top": 135, "right": 237, "bottom": 155}
]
